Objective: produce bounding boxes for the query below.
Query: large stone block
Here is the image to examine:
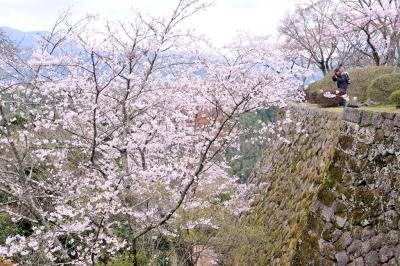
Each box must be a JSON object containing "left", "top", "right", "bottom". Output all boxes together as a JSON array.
[
  {"left": 394, "top": 114, "right": 400, "bottom": 128},
  {"left": 372, "top": 113, "right": 385, "bottom": 129},
  {"left": 360, "top": 111, "right": 373, "bottom": 127},
  {"left": 343, "top": 108, "right": 363, "bottom": 123}
]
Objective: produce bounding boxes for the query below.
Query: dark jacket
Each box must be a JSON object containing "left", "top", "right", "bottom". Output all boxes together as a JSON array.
[{"left": 332, "top": 74, "right": 350, "bottom": 90}]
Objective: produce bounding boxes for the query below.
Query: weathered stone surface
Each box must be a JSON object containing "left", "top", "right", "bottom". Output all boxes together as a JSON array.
[
  {"left": 385, "top": 210, "right": 399, "bottom": 230},
  {"left": 379, "top": 245, "right": 394, "bottom": 263},
  {"left": 357, "top": 127, "right": 375, "bottom": 144},
  {"left": 332, "top": 229, "right": 343, "bottom": 243},
  {"left": 360, "top": 111, "right": 373, "bottom": 127},
  {"left": 362, "top": 240, "right": 372, "bottom": 255},
  {"left": 338, "top": 232, "right": 352, "bottom": 249},
  {"left": 336, "top": 216, "right": 347, "bottom": 229},
  {"left": 353, "top": 257, "right": 365, "bottom": 266},
  {"left": 382, "top": 119, "right": 394, "bottom": 136},
  {"left": 388, "top": 230, "right": 399, "bottom": 245},
  {"left": 370, "top": 233, "right": 385, "bottom": 250},
  {"left": 394, "top": 114, "right": 400, "bottom": 128},
  {"left": 372, "top": 113, "right": 385, "bottom": 128},
  {"left": 322, "top": 206, "right": 334, "bottom": 222},
  {"left": 394, "top": 245, "right": 400, "bottom": 264},
  {"left": 347, "top": 239, "right": 363, "bottom": 256},
  {"left": 335, "top": 251, "right": 349, "bottom": 266},
  {"left": 365, "top": 251, "right": 379, "bottom": 266},
  {"left": 382, "top": 112, "right": 396, "bottom": 120},
  {"left": 344, "top": 108, "right": 363, "bottom": 123},
  {"left": 320, "top": 242, "right": 336, "bottom": 260},
  {"left": 361, "top": 229, "right": 375, "bottom": 241},
  {"left": 244, "top": 105, "right": 400, "bottom": 265}
]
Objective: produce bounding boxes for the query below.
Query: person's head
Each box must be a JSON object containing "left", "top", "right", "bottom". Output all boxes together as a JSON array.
[{"left": 335, "top": 69, "right": 342, "bottom": 77}]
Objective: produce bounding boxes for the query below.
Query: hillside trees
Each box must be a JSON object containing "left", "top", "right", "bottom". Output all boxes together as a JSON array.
[
  {"left": 335, "top": 0, "right": 400, "bottom": 66},
  {"left": 279, "top": 0, "right": 400, "bottom": 75},
  {"left": 279, "top": 0, "right": 338, "bottom": 75},
  {"left": 0, "top": 1, "right": 300, "bottom": 264}
]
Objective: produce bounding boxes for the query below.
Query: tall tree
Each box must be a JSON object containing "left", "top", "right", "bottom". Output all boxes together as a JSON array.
[
  {"left": 279, "top": 0, "right": 338, "bottom": 75},
  {"left": 0, "top": 1, "right": 299, "bottom": 264}
]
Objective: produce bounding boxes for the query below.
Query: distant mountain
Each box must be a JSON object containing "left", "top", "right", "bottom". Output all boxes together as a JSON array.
[{"left": 1, "top": 26, "right": 46, "bottom": 49}]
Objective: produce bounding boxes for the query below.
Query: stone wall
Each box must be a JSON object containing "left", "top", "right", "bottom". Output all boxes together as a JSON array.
[
  {"left": 293, "top": 109, "right": 400, "bottom": 265},
  {"left": 238, "top": 105, "right": 400, "bottom": 265},
  {"left": 226, "top": 105, "right": 341, "bottom": 265}
]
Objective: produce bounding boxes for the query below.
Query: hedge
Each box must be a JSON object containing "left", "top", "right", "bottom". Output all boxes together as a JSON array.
[
  {"left": 389, "top": 90, "right": 400, "bottom": 106},
  {"left": 367, "top": 74, "right": 400, "bottom": 101}
]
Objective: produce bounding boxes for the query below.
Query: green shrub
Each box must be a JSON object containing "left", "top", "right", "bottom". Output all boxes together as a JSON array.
[
  {"left": 0, "top": 214, "right": 23, "bottom": 245},
  {"left": 307, "top": 66, "right": 400, "bottom": 101},
  {"left": 389, "top": 90, "right": 400, "bottom": 106},
  {"left": 367, "top": 74, "right": 400, "bottom": 101}
]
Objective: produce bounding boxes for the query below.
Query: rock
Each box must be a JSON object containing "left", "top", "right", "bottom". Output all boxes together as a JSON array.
[
  {"left": 394, "top": 133, "right": 400, "bottom": 152},
  {"left": 370, "top": 233, "right": 385, "bottom": 250},
  {"left": 379, "top": 245, "right": 394, "bottom": 263},
  {"left": 338, "top": 231, "right": 352, "bottom": 248},
  {"left": 344, "top": 108, "right": 363, "bottom": 123},
  {"left": 347, "top": 239, "right": 362, "bottom": 256},
  {"left": 394, "top": 114, "right": 400, "bottom": 128},
  {"left": 320, "top": 242, "right": 336, "bottom": 260},
  {"left": 360, "top": 99, "right": 375, "bottom": 107},
  {"left": 394, "top": 245, "right": 400, "bottom": 264},
  {"left": 386, "top": 258, "right": 397, "bottom": 266},
  {"left": 336, "top": 216, "right": 347, "bottom": 229},
  {"left": 332, "top": 229, "right": 343, "bottom": 242},
  {"left": 385, "top": 210, "right": 399, "bottom": 230},
  {"left": 382, "top": 112, "right": 396, "bottom": 120},
  {"left": 357, "top": 127, "right": 375, "bottom": 144},
  {"left": 353, "top": 257, "right": 365, "bottom": 266},
  {"left": 360, "top": 111, "right": 373, "bottom": 127},
  {"left": 372, "top": 113, "right": 385, "bottom": 129},
  {"left": 335, "top": 251, "right": 349, "bottom": 266},
  {"left": 352, "top": 228, "right": 362, "bottom": 240},
  {"left": 382, "top": 119, "right": 394, "bottom": 136},
  {"left": 388, "top": 230, "right": 399, "bottom": 245},
  {"left": 365, "top": 251, "right": 379, "bottom": 266},
  {"left": 362, "top": 240, "right": 372, "bottom": 255},
  {"left": 322, "top": 206, "right": 334, "bottom": 222},
  {"left": 361, "top": 229, "right": 375, "bottom": 241}
]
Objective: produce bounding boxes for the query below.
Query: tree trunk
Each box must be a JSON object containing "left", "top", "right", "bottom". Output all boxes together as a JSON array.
[{"left": 319, "top": 64, "right": 328, "bottom": 76}]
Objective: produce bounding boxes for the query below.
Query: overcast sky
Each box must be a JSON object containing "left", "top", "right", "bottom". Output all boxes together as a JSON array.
[{"left": 0, "top": 0, "right": 295, "bottom": 46}]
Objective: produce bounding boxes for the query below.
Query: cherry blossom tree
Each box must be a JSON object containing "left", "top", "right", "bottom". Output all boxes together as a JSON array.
[
  {"left": 0, "top": 1, "right": 300, "bottom": 264},
  {"left": 280, "top": 0, "right": 400, "bottom": 74},
  {"left": 279, "top": 0, "right": 339, "bottom": 75},
  {"left": 331, "top": 0, "right": 400, "bottom": 66}
]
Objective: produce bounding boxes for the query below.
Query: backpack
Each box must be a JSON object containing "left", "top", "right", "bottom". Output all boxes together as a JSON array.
[{"left": 343, "top": 72, "right": 350, "bottom": 84}]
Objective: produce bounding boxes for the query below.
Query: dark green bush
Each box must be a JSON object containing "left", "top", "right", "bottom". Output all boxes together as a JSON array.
[
  {"left": 389, "top": 90, "right": 400, "bottom": 106},
  {"left": 307, "top": 66, "right": 400, "bottom": 101},
  {"left": 367, "top": 74, "right": 400, "bottom": 101}
]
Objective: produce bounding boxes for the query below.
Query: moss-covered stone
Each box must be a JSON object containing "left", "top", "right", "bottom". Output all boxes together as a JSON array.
[
  {"left": 322, "top": 225, "right": 335, "bottom": 241},
  {"left": 355, "top": 187, "right": 376, "bottom": 205},
  {"left": 339, "top": 135, "right": 354, "bottom": 150},
  {"left": 334, "top": 202, "right": 347, "bottom": 217},
  {"left": 230, "top": 104, "right": 400, "bottom": 265},
  {"left": 374, "top": 129, "right": 385, "bottom": 142},
  {"left": 291, "top": 232, "right": 321, "bottom": 266},
  {"left": 317, "top": 188, "right": 336, "bottom": 207}
]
